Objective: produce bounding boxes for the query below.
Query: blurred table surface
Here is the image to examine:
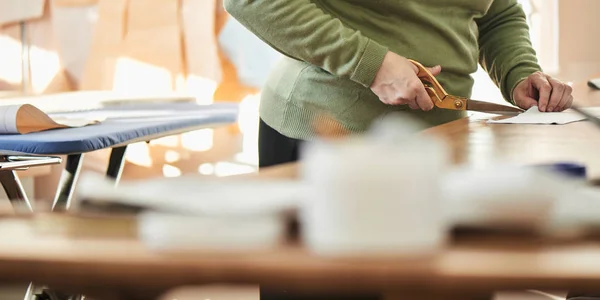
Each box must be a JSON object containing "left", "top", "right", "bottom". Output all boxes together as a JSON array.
[{"left": 0, "top": 85, "right": 600, "bottom": 299}]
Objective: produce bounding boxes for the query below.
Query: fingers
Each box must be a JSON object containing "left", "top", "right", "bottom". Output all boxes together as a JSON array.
[
  {"left": 380, "top": 83, "right": 433, "bottom": 111},
  {"left": 554, "top": 84, "right": 574, "bottom": 112},
  {"left": 513, "top": 79, "right": 536, "bottom": 110},
  {"left": 566, "top": 95, "right": 574, "bottom": 109},
  {"left": 428, "top": 65, "right": 442, "bottom": 76},
  {"left": 518, "top": 97, "right": 538, "bottom": 110},
  {"left": 407, "top": 100, "right": 419, "bottom": 110},
  {"left": 373, "top": 57, "right": 439, "bottom": 110},
  {"left": 414, "top": 84, "right": 434, "bottom": 111},
  {"left": 515, "top": 73, "right": 574, "bottom": 112},
  {"left": 547, "top": 78, "right": 566, "bottom": 112},
  {"left": 529, "top": 73, "right": 552, "bottom": 111}
]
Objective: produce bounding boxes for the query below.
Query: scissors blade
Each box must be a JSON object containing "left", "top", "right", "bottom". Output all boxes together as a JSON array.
[{"left": 466, "top": 99, "right": 524, "bottom": 115}]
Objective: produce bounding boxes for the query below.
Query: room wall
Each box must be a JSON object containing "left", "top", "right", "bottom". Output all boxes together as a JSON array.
[{"left": 558, "top": 0, "right": 600, "bottom": 82}]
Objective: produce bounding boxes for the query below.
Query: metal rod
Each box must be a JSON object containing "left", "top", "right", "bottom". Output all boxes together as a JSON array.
[
  {"left": 0, "top": 170, "right": 33, "bottom": 213},
  {"left": 22, "top": 282, "right": 36, "bottom": 300},
  {"left": 106, "top": 146, "right": 128, "bottom": 184},
  {"left": 52, "top": 154, "right": 85, "bottom": 212}
]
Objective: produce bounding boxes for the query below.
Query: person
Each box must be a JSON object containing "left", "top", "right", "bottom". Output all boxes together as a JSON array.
[
  {"left": 224, "top": 0, "right": 573, "bottom": 170},
  {"left": 224, "top": 0, "right": 574, "bottom": 299}
]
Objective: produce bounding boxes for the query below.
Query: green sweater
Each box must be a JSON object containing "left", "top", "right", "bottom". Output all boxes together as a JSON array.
[{"left": 224, "top": 0, "right": 542, "bottom": 140}]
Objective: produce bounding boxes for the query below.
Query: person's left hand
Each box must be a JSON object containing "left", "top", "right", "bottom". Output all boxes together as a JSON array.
[{"left": 513, "top": 72, "right": 574, "bottom": 112}]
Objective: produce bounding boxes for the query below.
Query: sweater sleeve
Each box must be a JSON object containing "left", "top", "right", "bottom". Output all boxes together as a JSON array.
[
  {"left": 476, "top": 0, "right": 543, "bottom": 104},
  {"left": 223, "top": 0, "right": 388, "bottom": 88}
]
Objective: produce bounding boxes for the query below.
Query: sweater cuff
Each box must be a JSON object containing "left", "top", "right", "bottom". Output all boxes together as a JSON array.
[
  {"left": 350, "top": 39, "right": 388, "bottom": 88},
  {"left": 504, "top": 64, "right": 542, "bottom": 105}
]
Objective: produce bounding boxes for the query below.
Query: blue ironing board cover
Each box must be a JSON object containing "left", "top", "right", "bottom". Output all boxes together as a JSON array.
[{"left": 0, "top": 102, "right": 239, "bottom": 155}]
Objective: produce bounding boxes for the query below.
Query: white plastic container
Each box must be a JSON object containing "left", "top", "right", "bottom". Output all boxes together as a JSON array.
[{"left": 300, "top": 116, "right": 450, "bottom": 257}]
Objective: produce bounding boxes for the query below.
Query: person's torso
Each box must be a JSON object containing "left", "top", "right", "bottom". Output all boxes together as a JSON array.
[{"left": 261, "top": 0, "right": 496, "bottom": 135}]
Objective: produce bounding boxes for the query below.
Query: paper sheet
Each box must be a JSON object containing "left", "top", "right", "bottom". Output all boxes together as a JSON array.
[
  {"left": 487, "top": 106, "right": 600, "bottom": 125},
  {"left": 0, "top": 104, "right": 101, "bottom": 134}
]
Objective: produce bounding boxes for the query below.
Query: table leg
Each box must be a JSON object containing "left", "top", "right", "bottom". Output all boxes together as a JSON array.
[
  {"left": 0, "top": 170, "right": 33, "bottom": 213},
  {"left": 106, "top": 146, "right": 128, "bottom": 183},
  {"left": 52, "top": 154, "right": 84, "bottom": 212}
]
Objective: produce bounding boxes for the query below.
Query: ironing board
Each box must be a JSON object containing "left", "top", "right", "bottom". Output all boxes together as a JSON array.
[{"left": 0, "top": 102, "right": 239, "bottom": 212}]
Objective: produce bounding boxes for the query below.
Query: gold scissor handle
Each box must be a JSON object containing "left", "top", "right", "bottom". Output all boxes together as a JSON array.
[{"left": 409, "top": 59, "right": 467, "bottom": 111}]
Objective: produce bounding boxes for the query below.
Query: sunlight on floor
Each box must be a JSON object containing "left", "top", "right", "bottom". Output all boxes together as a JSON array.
[
  {"left": 163, "top": 164, "right": 182, "bottom": 177},
  {"left": 125, "top": 142, "right": 153, "bottom": 168},
  {"left": 181, "top": 129, "right": 214, "bottom": 152}
]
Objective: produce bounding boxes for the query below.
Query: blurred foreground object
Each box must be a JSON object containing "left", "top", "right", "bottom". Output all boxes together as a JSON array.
[
  {"left": 159, "top": 285, "right": 258, "bottom": 300},
  {"left": 0, "top": 0, "right": 45, "bottom": 26},
  {"left": 302, "top": 113, "right": 450, "bottom": 257},
  {"left": 589, "top": 78, "right": 600, "bottom": 90},
  {"left": 444, "top": 164, "right": 577, "bottom": 232},
  {"left": 78, "top": 173, "right": 299, "bottom": 252}
]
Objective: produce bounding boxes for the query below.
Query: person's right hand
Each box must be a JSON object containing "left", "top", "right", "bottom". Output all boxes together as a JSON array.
[{"left": 370, "top": 51, "right": 441, "bottom": 111}]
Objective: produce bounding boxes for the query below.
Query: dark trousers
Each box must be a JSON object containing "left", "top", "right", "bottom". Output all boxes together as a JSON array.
[
  {"left": 258, "top": 119, "right": 304, "bottom": 168},
  {"left": 258, "top": 119, "right": 380, "bottom": 300}
]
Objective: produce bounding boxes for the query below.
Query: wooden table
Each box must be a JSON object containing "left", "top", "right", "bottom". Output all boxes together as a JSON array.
[
  {"left": 3, "top": 215, "right": 600, "bottom": 300},
  {"left": 425, "top": 83, "right": 600, "bottom": 176},
  {"left": 0, "top": 87, "right": 599, "bottom": 300}
]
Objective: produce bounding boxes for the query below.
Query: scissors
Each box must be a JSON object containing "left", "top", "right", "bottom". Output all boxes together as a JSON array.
[{"left": 409, "top": 59, "right": 524, "bottom": 114}]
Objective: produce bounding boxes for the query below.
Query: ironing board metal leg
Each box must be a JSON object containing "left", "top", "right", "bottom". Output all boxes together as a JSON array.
[
  {"left": 0, "top": 170, "right": 33, "bottom": 213},
  {"left": 52, "top": 154, "right": 84, "bottom": 212},
  {"left": 106, "top": 146, "right": 128, "bottom": 183},
  {"left": 23, "top": 282, "right": 36, "bottom": 300}
]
